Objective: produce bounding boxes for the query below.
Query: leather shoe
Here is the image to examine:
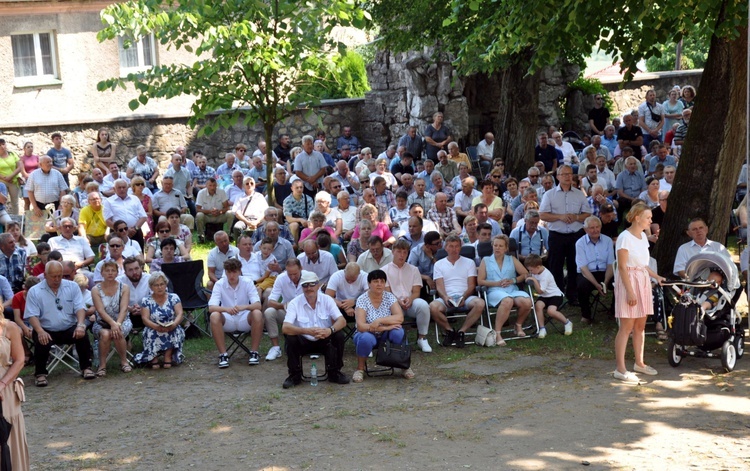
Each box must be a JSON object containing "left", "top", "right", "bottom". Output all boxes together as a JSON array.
[
  {"left": 282, "top": 375, "right": 302, "bottom": 389},
  {"left": 442, "top": 329, "right": 457, "bottom": 347},
  {"left": 327, "top": 371, "right": 351, "bottom": 385}
]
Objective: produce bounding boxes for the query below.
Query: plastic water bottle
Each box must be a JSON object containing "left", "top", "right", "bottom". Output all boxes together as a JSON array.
[{"left": 310, "top": 362, "right": 318, "bottom": 386}]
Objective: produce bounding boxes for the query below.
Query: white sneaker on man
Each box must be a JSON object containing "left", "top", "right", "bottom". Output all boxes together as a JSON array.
[
  {"left": 417, "top": 337, "right": 432, "bottom": 353},
  {"left": 537, "top": 327, "right": 547, "bottom": 339},
  {"left": 265, "top": 346, "right": 282, "bottom": 361}
]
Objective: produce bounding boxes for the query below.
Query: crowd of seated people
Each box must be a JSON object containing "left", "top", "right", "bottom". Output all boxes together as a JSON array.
[{"left": 1, "top": 86, "right": 744, "bottom": 389}]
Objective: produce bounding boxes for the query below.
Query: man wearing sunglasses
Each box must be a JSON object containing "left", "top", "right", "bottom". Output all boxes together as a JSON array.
[
  {"left": 92, "top": 236, "right": 126, "bottom": 282},
  {"left": 111, "top": 220, "right": 144, "bottom": 259},
  {"left": 281, "top": 270, "right": 349, "bottom": 388},
  {"left": 26, "top": 260, "right": 93, "bottom": 386}
]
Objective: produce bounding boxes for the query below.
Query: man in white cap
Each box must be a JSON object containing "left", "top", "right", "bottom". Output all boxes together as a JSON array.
[{"left": 281, "top": 270, "right": 350, "bottom": 388}]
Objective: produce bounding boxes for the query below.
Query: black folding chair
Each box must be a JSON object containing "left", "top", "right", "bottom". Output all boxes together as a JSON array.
[
  {"left": 225, "top": 331, "right": 252, "bottom": 358},
  {"left": 161, "top": 261, "right": 211, "bottom": 337}
]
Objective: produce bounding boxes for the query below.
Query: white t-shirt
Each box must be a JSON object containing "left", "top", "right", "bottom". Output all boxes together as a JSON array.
[
  {"left": 530, "top": 268, "right": 563, "bottom": 297},
  {"left": 326, "top": 270, "right": 368, "bottom": 301},
  {"left": 433, "top": 256, "right": 477, "bottom": 298},
  {"left": 615, "top": 230, "right": 650, "bottom": 268}
]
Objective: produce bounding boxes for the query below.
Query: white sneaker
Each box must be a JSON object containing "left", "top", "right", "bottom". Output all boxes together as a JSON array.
[
  {"left": 417, "top": 338, "right": 432, "bottom": 353},
  {"left": 537, "top": 327, "right": 547, "bottom": 339},
  {"left": 265, "top": 346, "right": 282, "bottom": 361},
  {"left": 564, "top": 320, "right": 573, "bottom": 336}
]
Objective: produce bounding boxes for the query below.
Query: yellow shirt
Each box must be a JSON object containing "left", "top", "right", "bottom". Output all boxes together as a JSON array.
[
  {"left": 449, "top": 152, "right": 472, "bottom": 171},
  {"left": 78, "top": 205, "right": 107, "bottom": 237},
  {"left": 472, "top": 195, "right": 504, "bottom": 213},
  {"left": 0, "top": 152, "right": 19, "bottom": 183}
]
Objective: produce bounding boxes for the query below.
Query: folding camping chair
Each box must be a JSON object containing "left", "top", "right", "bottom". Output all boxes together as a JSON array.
[
  {"left": 47, "top": 344, "right": 81, "bottom": 375},
  {"left": 161, "top": 260, "right": 211, "bottom": 337},
  {"left": 480, "top": 239, "right": 539, "bottom": 340},
  {"left": 225, "top": 331, "right": 252, "bottom": 359},
  {"left": 466, "top": 146, "right": 483, "bottom": 179}
]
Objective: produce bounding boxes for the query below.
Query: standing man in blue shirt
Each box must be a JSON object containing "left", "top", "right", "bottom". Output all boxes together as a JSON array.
[{"left": 47, "top": 132, "right": 75, "bottom": 185}]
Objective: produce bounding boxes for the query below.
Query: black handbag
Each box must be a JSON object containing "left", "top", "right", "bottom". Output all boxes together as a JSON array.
[{"left": 375, "top": 335, "right": 412, "bottom": 369}]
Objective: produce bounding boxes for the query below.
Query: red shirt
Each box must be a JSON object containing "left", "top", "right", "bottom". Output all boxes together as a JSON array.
[
  {"left": 11, "top": 291, "right": 26, "bottom": 319},
  {"left": 31, "top": 262, "right": 44, "bottom": 276}
]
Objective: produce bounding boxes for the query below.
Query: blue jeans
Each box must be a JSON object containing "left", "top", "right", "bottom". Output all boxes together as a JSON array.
[{"left": 353, "top": 328, "right": 405, "bottom": 358}]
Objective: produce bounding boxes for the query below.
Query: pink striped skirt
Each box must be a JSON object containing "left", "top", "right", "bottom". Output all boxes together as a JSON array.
[{"left": 614, "top": 266, "right": 652, "bottom": 319}]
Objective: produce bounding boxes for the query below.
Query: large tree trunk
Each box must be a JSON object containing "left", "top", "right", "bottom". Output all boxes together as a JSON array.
[
  {"left": 494, "top": 57, "right": 540, "bottom": 178},
  {"left": 655, "top": 19, "right": 748, "bottom": 275}
]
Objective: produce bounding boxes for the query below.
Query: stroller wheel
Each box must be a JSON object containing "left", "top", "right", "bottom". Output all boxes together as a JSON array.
[
  {"left": 733, "top": 332, "right": 744, "bottom": 359},
  {"left": 721, "top": 341, "right": 736, "bottom": 372},
  {"left": 668, "top": 339, "right": 683, "bottom": 367}
]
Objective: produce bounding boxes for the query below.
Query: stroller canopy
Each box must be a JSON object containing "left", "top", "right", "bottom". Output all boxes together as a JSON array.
[{"left": 684, "top": 252, "right": 740, "bottom": 291}]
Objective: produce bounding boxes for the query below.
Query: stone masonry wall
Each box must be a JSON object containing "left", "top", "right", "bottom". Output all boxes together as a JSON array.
[{"left": 0, "top": 99, "right": 362, "bottom": 187}]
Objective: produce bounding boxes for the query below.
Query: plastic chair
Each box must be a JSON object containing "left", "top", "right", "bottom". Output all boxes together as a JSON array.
[{"left": 466, "top": 146, "right": 482, "bottom": 179}]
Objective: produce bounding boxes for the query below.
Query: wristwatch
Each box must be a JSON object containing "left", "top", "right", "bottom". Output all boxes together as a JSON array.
[{"left": 330, "top": 326, "right": 335, "bottom": 334}]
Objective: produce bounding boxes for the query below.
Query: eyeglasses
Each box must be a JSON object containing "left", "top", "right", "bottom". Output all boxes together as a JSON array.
[
  {"left": 62, "top": 225, "right": 74, "bottom": 229},
  {"left": 235, "top": 148, "right": 246, "bottom": 152},
  {"left": 302, "top": 282, "right": 317, "bottom": 288},
  {"left": 117, "top": 227, "right": 128, "bottom": 232},
  {"left": 595, "top": 97, "right": 603, "bottom": 100},
  {"left": 159, "top": 230, "right": 171, "bottom": 234},
  {"left": 491, "top": 174, "right": 500, "bottom": 179},
  {"left": 109, "top": 244, "right": 122, "bottom": 248},
  {"left": 134, "top": 182, "right": 144, "bottom": 187},
  {"left": 245, "top": 183, "right": 254, "bottom": 186},
  {"left": 55, "top": 297, "right": 62, "bottom": 310}
]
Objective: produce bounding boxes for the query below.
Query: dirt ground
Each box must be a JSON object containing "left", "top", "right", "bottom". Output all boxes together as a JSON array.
[{"left": 22, "top": 329, "right": 750, "bottom": 471}]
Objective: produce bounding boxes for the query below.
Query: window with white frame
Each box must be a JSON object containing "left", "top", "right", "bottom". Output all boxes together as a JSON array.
[
  {"left": 11, "top": 32, "right": 58, "bottom": 85},
  {"left": 118, "top": 34, "right": 156, "bottom": 74}
]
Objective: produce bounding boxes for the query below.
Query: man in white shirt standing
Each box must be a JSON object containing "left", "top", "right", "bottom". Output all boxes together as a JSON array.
[
  {"left": 429, "top": 235, "right": 485, "bottom": 348},
  {"left": 104, "top": 179, "right": 148, "bottom": 249},
  {"left": 209, "top": 258, "right": 264, "bottom": 368},
  {"left": 383, "top": 240, "right": 432, "bottom": 352}
]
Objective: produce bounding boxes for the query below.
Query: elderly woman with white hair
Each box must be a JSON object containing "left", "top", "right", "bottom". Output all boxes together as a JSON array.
[
  {"left": 300, "top": 210, "right": 338, "bottom": 245},
  {"left": 314, "top": 191, "right": 343, "bottom": 239},
  {"left": 429, "top": 171, "right": 455, "bottom": 203},
  {"left": 42, "top": 194, "right": 79, "bottom": 241},
  {"left": 134, "top": 271, "right": 185, "bottom": 369},
  {"left": 126, "top": 145, "right": 159, "bottom": 191}
]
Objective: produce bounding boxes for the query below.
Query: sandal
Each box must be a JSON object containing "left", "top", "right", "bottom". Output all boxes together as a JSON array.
[
  {"left": 120, "top": 364, "right": 133, "bottom": 373},
  {"left": 656, "top": 329, "right": 668, "bottom": 341},
  {"left": 352, "top": 370, "right": 364, "bottom": 383},
  {"left": 402, "top": 368, "right": 415, "bottom": 380},
  {"left": 162, "top": 362, "right": 172, "bottom": 369},
  {"left": 95, "top": 368, "right": 107, "bottom": 378},
  {"left": 150, "top": 360, "right": 161, "bottom": 370},
  {"left": 35, "top": 374, "right": 48, "bottom": 387},
  {"left": 495, "top": 332, "right": 506, "bottom": 346},
  {"left": 82, "top": 369, "right": 96, "bottom": 380}
]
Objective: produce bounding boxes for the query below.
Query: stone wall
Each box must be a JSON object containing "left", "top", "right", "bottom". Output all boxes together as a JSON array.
[
  {"left": 362, "top": 49, "right": 468, "bottom": 151},
  {"left": 0, "top": 99, "right": 363, "bottom": 186},
  {"left": 602, "top": 69, "right": 703, "bottom": 117}
]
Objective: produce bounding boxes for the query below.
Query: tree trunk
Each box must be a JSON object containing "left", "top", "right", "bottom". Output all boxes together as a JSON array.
[
  {"left": 494, "top": 56, "right": 540, "bottom": 178},
  {"left": 264, "top": 122, "right": 276, "bottom": 206},
  {"left": 655, "top": 18, "right": 748, "bottom": 275}
]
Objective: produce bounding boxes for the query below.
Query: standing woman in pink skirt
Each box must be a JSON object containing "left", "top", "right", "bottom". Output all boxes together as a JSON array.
[{"left": 613, "top": 203, "right": 665, "bottom": 382}]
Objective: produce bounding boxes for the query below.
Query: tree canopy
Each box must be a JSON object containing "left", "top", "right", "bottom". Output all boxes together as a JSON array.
[
  {"left": 370, "top": 0, "right": 746, "bottom": 78},
  {"left": 97, "top": 0, "right": 369, "bottom": 203},
  {"left": 97, "top": 0, "right": 369, "bottom": 136}
]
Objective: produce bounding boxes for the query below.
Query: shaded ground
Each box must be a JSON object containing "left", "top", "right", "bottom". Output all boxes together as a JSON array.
[{"left": 23, "top": 328, "right": 750, "bottom": 471}]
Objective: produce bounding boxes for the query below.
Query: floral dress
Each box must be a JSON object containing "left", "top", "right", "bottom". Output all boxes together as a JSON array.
[
  {"left": 134, "top": 293, "right": 185, "bottom": 365},
  {"left": 92, "top": 282, "right": 133, "bottom": 338}
]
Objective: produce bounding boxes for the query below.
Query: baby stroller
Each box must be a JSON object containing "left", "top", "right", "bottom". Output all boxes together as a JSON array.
[{"left": 662, "top": 252, "right": 745, "bottom": 372}]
